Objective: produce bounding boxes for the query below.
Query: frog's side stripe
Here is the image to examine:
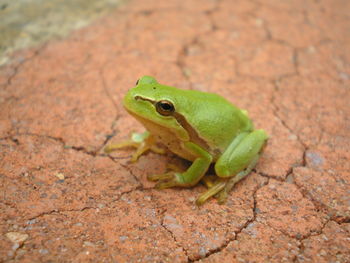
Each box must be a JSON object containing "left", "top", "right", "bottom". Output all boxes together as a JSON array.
[
  {"left": 173, "top": 112, "right": 210, "bottom": 153},
  {"left": 134, "top": 95, "right": 155, "bottom": 104}
]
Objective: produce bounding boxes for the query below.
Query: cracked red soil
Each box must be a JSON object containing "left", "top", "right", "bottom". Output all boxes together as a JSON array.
[{"left": 1, "top": 0, "right": 349, "bottom": 262}]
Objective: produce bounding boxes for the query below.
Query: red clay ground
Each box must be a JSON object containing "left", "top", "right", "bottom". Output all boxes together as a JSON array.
[{"left": 1, "top": 0, "right": 349, "bottom": 262}]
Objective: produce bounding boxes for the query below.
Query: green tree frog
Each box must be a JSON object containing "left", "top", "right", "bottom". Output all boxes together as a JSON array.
[{"left": 105, "top": 76, "right": 268, "bottom": 205}]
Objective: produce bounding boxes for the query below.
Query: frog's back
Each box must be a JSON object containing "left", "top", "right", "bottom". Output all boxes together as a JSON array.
[{"left": 171, "top": 88, "right": 253, "bottom": 152}]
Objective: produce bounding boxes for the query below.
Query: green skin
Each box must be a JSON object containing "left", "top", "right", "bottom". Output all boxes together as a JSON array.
[{"left": 109, "top": 76, "right": 268, "bottom": 205}]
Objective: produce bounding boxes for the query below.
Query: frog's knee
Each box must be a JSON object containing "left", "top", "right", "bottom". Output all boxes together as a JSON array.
[
  {"left": 215, "top": 163, "right": 232, "bottom": 178},
  {"left": 215, "top": 129, "right": 268, "bottom": 178},
  {"left": 254, "top": 129, "right": 268, "bottom": 141}
]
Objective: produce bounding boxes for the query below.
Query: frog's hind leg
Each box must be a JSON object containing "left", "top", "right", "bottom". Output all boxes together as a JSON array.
[
  {"left": 214, "top": 129, "right": 267, "bottom": 204},
  {"left": 196, "top": 129, "right": 267, "bottom": 205},
  {"left": 195, "top": 157, "right": 257, "bottom": 206},
  {"left": 195, "top": 162, "right": 259, "bottom": 206},
  {"left": 216, "top": 154, "right": 259, "bottom": 204}
]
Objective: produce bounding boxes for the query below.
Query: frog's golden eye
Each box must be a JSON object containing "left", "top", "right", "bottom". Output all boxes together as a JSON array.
[{"left": 156, "top": 100, "right": 175, "bottom": 116}]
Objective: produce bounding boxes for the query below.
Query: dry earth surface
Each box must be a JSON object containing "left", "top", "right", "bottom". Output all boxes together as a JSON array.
[{"left": 1, "top": 0, "right": 349, "bottom": 262}]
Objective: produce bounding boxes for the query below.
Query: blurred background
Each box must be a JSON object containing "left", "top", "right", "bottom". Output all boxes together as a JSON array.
[{"left": 0, "top": 0, "right": 124, "bottom": 66}]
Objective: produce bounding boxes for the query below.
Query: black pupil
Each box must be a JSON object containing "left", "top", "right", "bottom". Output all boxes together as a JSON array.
[{"left": 161, "top": 103, "right": 172, "bottom": 111}]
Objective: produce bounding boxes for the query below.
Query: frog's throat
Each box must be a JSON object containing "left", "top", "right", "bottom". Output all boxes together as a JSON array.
[{"left": 130, "top": 96, "right": 211, "bottom": 152}]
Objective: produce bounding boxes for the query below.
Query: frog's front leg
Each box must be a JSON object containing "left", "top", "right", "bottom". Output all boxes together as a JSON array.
[
  {"left": 104, "top": 131, "right": 165, "bottom": 162},
  {"left": 148, "top": 142, "right": 212, "bottom": 188},
  {"left": 196, "top": 129, "right": 267, "bottom": 205}
]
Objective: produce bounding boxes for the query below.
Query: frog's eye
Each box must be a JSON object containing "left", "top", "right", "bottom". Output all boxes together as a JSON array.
[
  {"left": 136, "top": 76, "right": 158, "bottom": 85},
  {"left": 156, "top": 100, "right": 175, "bottom": 116}
]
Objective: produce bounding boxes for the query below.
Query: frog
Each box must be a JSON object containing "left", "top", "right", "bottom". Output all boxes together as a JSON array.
[{"left": 105, "top": 76, "right": 268, "bottom": 205}]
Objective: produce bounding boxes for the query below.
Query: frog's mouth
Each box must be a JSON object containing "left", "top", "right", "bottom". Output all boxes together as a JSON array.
[
  {"left": 123, "top": 95, "right": 191, "bottom": 142},
  {"left": 123, "top": 95, "right": 156, "bottom": 119}
]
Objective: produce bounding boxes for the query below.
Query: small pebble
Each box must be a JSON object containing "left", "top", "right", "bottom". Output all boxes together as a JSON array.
[
  {"left": 55, "top": 173, "right": 65, "bottom": 180},
  {"left": 39, "top": 249, "right": 49, "bottom": 254},
  {"left": 5, "top": 232, "right": 29, "bottom": 244},
  {"left": 119, "top": 236, "right": 128, "bottom": 242},
  {"left": 83, "top": 241, "right": 95, "bottom": 247}
]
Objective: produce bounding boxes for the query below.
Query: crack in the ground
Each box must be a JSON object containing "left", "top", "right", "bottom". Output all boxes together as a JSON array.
[
  {"left": 174, "top": 0, "right": 222, "bottom": 90},
  {"left": 1, "top": 43, "right": 47, "bottom": 88},
  {"left": 259, "top": 170, "right": 288, "bottom": 182},
  {"left": 27, "top": 206, "right": 97, "bottom": 220},
  {"left": 25, "top": 185, "right": 145, "bottom": 221},
  {"left": 190, "top": 177, "right": 270, "bottom": 262},
  {"left": 175, "top": 38, "right": 197, "bottom": 88},
  {"left": 247, "top": 2, "right": 272, "bottom": 41},
  {"left": 267, "top": 65, "right": 350, "bottom": 224},
  {"left": 10, "top": 132, "right": 61, "bottom": 144},
  {"left": 270, "top": 79, "right": 307, "bottom": 150},
  {"left": 292, "top": 218, "right": 332, "bottom": 262},
  {"left": 259, "top": 213, "right": 328, "bottom": 241},
  {"left": 203, "top": 0, "right": 222, "bottom": 32},
  {"left": 259, "top": 18, "right": 272, "bottom": 41},
  {"left": 157, "top": 208, "right": 190, "bottom": 262},
  {"left": 118, "top": 162, "right": 143, "bottom": 188},
  {"left": 12, "top": 132, "right": 116, "bottom": 158},
  {"left": 0, "top": 136, "right": 19, "bottom": 145},
  {"left": 98, "top": 67, "right": 119, "bottom": 112},
  {"left": 96, "top": 127, "right": 118, "bottom": 155},
  {"left": 292, "top": 47, "right": 300, "bottom": 75},
  {"left": 291, "top": 171, "right": 349, "bottom": 224},
  {"left": 97, "top": 68, "right": 120, "bottom": 151}
]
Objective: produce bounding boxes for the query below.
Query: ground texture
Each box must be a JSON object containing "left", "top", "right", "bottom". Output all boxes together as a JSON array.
[{"left": 1, "top": 0, "right": 350, "bottom": 262}]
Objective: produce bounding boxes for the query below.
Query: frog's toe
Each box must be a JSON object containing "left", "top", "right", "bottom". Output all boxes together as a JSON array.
[
  {"left": 147, "top": 173, "right": 174, "bottom": 182},
  {"left": 155, "top": 179, "right": 180, "bottom": 189},
  {"left": 104, "top": 141, "right": 138, "bottom": 153},
  {"left": 196, "top": 180, "right": 226, "bottom": 206},
  {"left": 217, "top": 189, "right": 229, "bottom": 204},
  {"left": 152, "top": 173, "right": 187, "bottom": 189}
]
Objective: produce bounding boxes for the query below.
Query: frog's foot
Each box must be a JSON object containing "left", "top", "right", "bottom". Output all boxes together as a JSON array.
[
  {"left": 196, "top": 179, "right": 227, "bottom": 206},
  {"left": 147, "top": 172, "right": 174, "bottom": 182},
  {"left": 201, "top": 175, "right": 217, "bottom": 188},
  {"left": 197, "top": 155, "right": 260, "bottom": 205},
  {"left": 149, "top": 141, "right": 213, "bottom": 192},
  {"left": 104, "top": 132, "right": 165, "bottom": 162},
  {"left": 216, "top": 166, "right": 255, "bottom": 204},
  {"left": 147, "top": 172, "right": 187, "bottom": 189},
  {"left": 216, "top": 177, "right": 238, "bottom": 204}
]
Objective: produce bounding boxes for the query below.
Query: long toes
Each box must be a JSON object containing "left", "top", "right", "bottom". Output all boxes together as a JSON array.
[
  {"left": 155, "top": 179, "right": 179, "bottom": 189},
  {"left": 147, "top": 173, "right": 174, "bottom": 182},
  {"left": 217, "top": 190, "right": 228, "bottom": 204},
  {"left": 196, "top": 181, "right": 226, "bottom": 206},
  {"left": 104, "top": 141, "right": 138, "bottom": 153}
]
